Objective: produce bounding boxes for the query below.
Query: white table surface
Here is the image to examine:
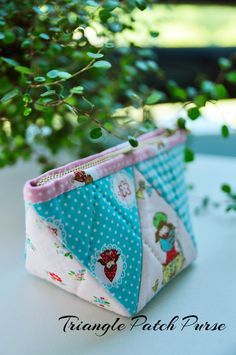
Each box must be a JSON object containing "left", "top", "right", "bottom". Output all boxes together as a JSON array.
[{"left": 1, "top": 154, "right": 236, "bottom": 355}]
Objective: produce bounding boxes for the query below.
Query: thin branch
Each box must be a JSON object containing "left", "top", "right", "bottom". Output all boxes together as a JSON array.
[{"left": 30, "top": 47, "right": 103, "bottom": 88}]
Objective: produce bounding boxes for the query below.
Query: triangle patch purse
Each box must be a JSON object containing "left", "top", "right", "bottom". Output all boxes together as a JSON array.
[{"left": 23, "top": 128, "right": 196, "bottom": 317}]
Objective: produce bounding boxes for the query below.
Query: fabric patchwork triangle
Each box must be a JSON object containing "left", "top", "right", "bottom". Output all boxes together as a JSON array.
[
  {"left": 135, "top": 143, "right": 195, "bottom": 245},
  {"left": 25, "top": 205, "right": 130, "bottom": 316},
  {"left": 33, "top": 167, "right": 143, "bottom": 315},
  {"left": 133, "top": 168, "right": 196, "bottom": 312}
]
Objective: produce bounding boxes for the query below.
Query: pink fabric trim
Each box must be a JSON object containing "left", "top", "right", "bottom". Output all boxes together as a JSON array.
[{"left": 23, "top": 129, "right": 186, "bottom": 203}]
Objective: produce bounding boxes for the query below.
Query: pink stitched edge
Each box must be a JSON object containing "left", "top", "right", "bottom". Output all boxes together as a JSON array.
[{"left": 23, "top": 129, "right": 186, "bottom": 203}]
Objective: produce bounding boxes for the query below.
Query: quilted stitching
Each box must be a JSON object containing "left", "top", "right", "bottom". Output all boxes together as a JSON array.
[
  {"left": 27, "top": 140, "right": 196, "bottom": 316},
  {"left": 135, "top": 143, "right": 195, "bottom": 245},
  {"left": 33, "top": 167, "right": 143, "bottom": 315}
]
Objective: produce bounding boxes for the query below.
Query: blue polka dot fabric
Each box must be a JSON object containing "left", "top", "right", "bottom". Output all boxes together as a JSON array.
[
  {"left": 135, "top": 143, "right": 195, "bottom": 245},
  {"left": 34, "top": 167, "right": 142, "bottom": 315}
]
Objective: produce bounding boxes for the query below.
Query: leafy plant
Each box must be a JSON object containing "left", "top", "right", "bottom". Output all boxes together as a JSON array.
[{"left": 0, "top": 1, "right": 235, "bottom": 209}]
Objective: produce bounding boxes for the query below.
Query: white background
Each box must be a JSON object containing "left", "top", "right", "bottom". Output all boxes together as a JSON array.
[{"left": 1, "top": 154, "right": 236, "bottom": 355}]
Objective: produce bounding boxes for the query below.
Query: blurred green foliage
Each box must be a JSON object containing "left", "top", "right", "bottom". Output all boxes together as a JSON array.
[{"left": 0, "top": 0, "right": 236, "bottom": 174}]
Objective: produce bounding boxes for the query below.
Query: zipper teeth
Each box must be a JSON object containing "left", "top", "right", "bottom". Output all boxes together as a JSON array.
[
  {"left": 36, "top": 155, "right": 112, "bottom": 186},
  {"left": 36, "top": 133, "right": 172, "bottom": 186}
]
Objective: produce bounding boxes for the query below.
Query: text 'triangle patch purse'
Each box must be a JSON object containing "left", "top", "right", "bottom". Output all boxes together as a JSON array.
[{"left": 23, "top": 128, "right": 196, "bottom": 317}]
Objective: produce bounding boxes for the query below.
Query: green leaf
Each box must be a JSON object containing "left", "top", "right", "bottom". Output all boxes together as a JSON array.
[
  {"left": 34, "top": 76, "right": 46, "bottom": 83},
  {"left": 201, "top": 80, "right": 216, "bottom": 96},
  {"left": 57, "top": 71, "right": 72, "bottom": 79},
  {"left": 135, "top": 0, "right": 147, "bottom": 11},
  {"left": 70, "top": 86, "right": 84, "bottom": 94},
  {"left": 226, "top": 204, "right": 236, "bottom": 212},
  {"left": 21, "top": 39, "right": 33, "bottom": 48},
  {"left": 221, "top": 124, "right": 229, "bottom": 138},
  {"left": 215, "top": 84, "right": 228, "bottom": 99},
  {"left": 218, "top": 57, "right": 231, "bottom": 70},
  {"left": 145, "top": 91, "right": 163, "bottom": 105},
  {"left": 104, "top": 0, "right": 119, "bottom": 11},
  {"left": 0, "top": 32, "right": 5, "bottom": 40},
  {"left": 23, "top": 107, "right": 32, "bottom": 116},
  {"left": 177, "top": 118, "right": 186, "bottom": 130},
  {"left": 150, "top": 31, "right": 159, "bottom": 38},
  {"left": 90, "top": 127, "right": 102, "bottom": 139},
  {"left": 87, "top": 52, "right": 104, "bottom": 59},
  {"left": 128, "top": 136, "right": 139, "bottom": 147},
  {"left": 187, "top": 107, "right": 201, "bottom": 120},
  {"left": 0, "top": 88, "right": 19, "bottom": 103},
  {"left": 226, "top": 71, "right": 236, "bottom": 83},
  {"left": 168, "top": 82, "right": 187, "bottom": 100},
  {"left": 93, "top": 60, "right": 112, "bottom": 69},
  {"left": 1, "top": 57, "right": 19, "bottom": 66},
  {"left": 202, "top": 196, "right": 209, "bottom": 208},
  {"left": 15, "top": 66, "right": 32, "bottom": 75},
  {"left": 194, "top": 95, "right": 207, "bottom": 108},
  {"left": 39, "top": 33, "right": 50, "bottom": 40},
  {"left": 46, "top": 70, "right": 59, "bottom": 78},
  {"left": 221, "top": 184, "right": 231, "bottom": 194},
  {"left": 135, "top": 60, "right": 148, "bottom": 71},
  {"left": 14, "top": 135, "right": 25, "bottom": 147},
  {"left": 22, "top": 93, "right": 32, "bottom": 103},
  {"left": 184, "top": 147, "right": 195, "bottom": 162},
  {"left": 46, "top": 70, "right": 71, "bottom": 79},
  {"left": 86, "top": 0, "right": 99, "bottom": 6},
  {"left": 40, "top": 90, "right": 56, "bottom": 97}
]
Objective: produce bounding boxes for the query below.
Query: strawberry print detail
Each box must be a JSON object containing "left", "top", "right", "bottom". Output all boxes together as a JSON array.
[
  {"left": 48, "top": 272, "right": 62, "bottom": 283},
  {"left": 92, "top": 244, "right": 126, "bottom": 287},
  {"left": 74, "top": 170, "right": 93, "bottom": 184},
  {"left": 97, "top": 249, "right": 120, "bottom": 282},
  {"left": 93, "top": 296, "right": 110, "bottom": 308}
]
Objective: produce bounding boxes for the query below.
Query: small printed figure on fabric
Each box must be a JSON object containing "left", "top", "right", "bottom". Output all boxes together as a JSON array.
[
  {"left": 64, "top": 251, "right": 73, "bottom": 259},
  {"left": 118, "top": 179, "right": 131, "bottom": 200},
  {"left": 68, "top": 269, "right": 86, "bottom": 281},
  {"left": 91, "top": 244, "right": 127, "bottom": 288},
  {"left": 153, "top": 212, "right": 185, "bottom": 284},
  {"left": 111, "top": 170, "right": 135, "bottom": 207},
  {"left": 47, "top": 271, "right": 64, "bottom": 284},
  {"left": 54, "top": 242, "right": 74, "bottom": 259},
  {"left": 45, "top": 218, "right": 66, "bottom": 242},
  {"left": 152, "top": 279, "right": 159, "bottom": 293},
  {"left": 97, "top": 249, "right": 120, "bottom": 282},
  {"left": 48, "top": 226, "right": 58, "bottom": 237},
  {"left": 93, "top": 296, "right": 110, "bottom": 309},
  {"left": 136, "top": 180, "right": 152, "bottom": 200},
  {"left": 73, "top": 170, "right": 93, "bottom": 184}
]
